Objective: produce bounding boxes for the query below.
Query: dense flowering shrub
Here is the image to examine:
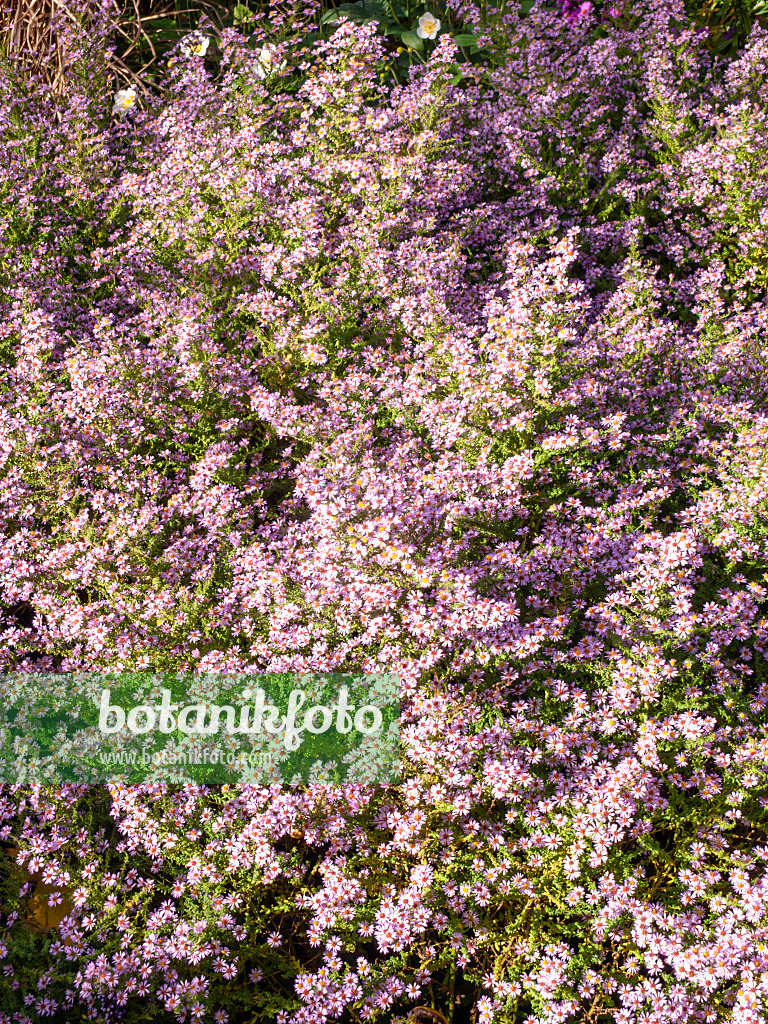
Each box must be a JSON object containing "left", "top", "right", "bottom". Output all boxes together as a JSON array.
[{"left": 1, "top": 0, "right": 768, "bottom": 1022}]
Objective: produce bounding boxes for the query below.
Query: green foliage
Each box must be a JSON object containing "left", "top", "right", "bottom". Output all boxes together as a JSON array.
[{"left": 684, "top": 0, "right": 768, "bottom": 57}]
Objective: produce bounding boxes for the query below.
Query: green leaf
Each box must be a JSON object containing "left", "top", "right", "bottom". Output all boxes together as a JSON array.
[
  {"left": 383, "top": 24, "right": 405, "bottom": 36},
  {"left": 233, "top": 3, "right": 252, "bottom": 22},
  {"left": 450, "top": 73, "right": 464, "bottom": 84},
  {"left": 401, "top": 29, "right": 424, "bottom": 49},
  {"left": 232, "top": 74, "right": 255, "bottom": 97},
  {"left": 453, "top": 33, "right": 477, "bottom": 45},
  {"left": 362, "top": 0, "right": 390, "bottom": 19},
  {"left": 519, "top": 0, "right": 535, "bottom": 11},
  {"left": 320, "top": 3, "right": 376, "bottom": 23},
  {"left": 386, "top": 0, "right": 409, "bottom": 17}
]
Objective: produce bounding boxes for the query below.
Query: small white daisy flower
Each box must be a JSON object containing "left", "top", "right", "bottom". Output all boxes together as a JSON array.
[
  {"left": 180, "top": 33, "right": 210, "bottom": 58},
  {"left": 112, "top": 88, "right": 136, "bottom": 116},
  {"left": 416, "top": 12, "right": 441, "bottom": 39},
  {"left": 254, "top": 42, "right": 287, "bottom": 80}
]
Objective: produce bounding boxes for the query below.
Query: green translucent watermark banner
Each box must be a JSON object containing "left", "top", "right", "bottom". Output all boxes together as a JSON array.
[{"left": 0, "top": 673, "right": 401, "bottom": 785}]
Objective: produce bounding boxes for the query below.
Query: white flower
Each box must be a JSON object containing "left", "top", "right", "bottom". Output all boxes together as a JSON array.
[
  {"left": 180, "top": 33, "right": 209, "bottom": 58},
  {"left": 254, "top": 42, "right": 287, "bottom": 80},
  {"left": 112, "top": 88, "right": 136, "bottom": 116},
  {"left": 416, "top": 12, "right": 441, "bottom": 39}
]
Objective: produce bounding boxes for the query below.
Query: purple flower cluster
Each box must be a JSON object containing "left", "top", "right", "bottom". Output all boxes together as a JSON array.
[
  {"left": 556, "top": 0, "right": 594, "bottom": 25},
  {"left": 1, "top": 0, "right": 768, "bottom": 1021}
]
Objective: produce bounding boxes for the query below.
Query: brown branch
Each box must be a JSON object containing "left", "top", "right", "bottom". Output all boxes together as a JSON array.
[{"left": 409, "top": 1008, "right": 449, "bottom": 1024}]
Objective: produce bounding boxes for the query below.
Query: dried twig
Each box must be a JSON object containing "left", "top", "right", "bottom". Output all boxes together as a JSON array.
[
  {"left": 0, "top": 0, "right": 233, "bottom": 112},
  {"left": 409, "top": 1007, "right": 449, "bottom": 1024}
]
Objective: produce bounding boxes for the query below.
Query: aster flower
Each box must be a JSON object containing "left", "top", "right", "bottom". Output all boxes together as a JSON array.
[
  {"left": 416, "top": 12, "right": 441, "bottom": 39},
  {"left": 565, "top": 0, "right": 593, "bottom": 22},
  {"left": 9, "top": 1, "right": 768, "bottom": 1018}
]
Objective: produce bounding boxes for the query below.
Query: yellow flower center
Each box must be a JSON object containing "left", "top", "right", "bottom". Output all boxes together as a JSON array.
[{"left": 121, "top": 95, "right": 134, "bottom": 108}]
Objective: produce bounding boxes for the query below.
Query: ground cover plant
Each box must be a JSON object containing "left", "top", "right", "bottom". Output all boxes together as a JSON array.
[{"left": 1, "top": 0, "right": 768, "bottom": 1021}]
